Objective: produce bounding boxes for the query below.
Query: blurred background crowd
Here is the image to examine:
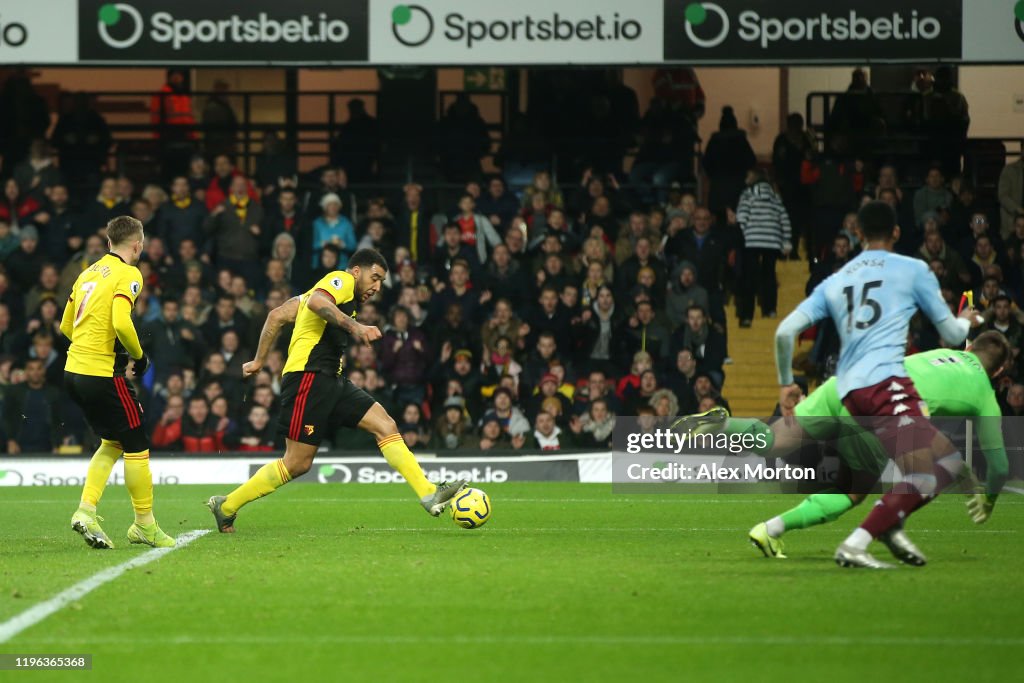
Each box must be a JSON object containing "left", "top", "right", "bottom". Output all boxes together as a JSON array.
[{"left": 0, "top": 64, "right": 1021, "bottom": 455}]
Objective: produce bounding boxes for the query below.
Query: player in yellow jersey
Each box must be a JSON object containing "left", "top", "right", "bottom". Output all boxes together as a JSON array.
[
  {"left": 207, "top": 249, "right": 467, "bottom": 533},
  {"left": 61, "top": 216, "right": 174, "bottom": 550}
]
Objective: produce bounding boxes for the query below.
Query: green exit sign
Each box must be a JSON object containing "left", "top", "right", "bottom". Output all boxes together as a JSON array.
[{"left": 464, "top": 68, "right": 506, "bottom": 92}]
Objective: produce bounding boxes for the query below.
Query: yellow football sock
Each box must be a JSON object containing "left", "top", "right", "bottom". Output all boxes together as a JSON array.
[
  {"left": 378, "top": 434, "right": 436, "bottom": 499},
  {"left": 123, "top": 450, "right": 155, "bottom": 525},
  {"left": 80, "top": 439, "right": 123, "bottom": 509},
  {"left": 223, "top": 459, "right": 291, "bottom": 517}
]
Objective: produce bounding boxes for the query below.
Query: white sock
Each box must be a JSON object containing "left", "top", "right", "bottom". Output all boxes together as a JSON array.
[
  {"left": 765, "top": 516, "right": 785, "bottom": 538},
  {"left": 843, "top": 527, "right": 873, "bottom": 551},
  {"left": 936, "top": 452, "right": 964, "bottom": 480}
]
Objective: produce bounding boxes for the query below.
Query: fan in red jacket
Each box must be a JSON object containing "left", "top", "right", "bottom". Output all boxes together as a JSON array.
[
  {"left": 152, "top": 395, "right": 186, "bottom": 450},
  {"left": 0, "top": 178, "right": 43, "bottom": 226},
  {"left": 180, "top": 396, "right": 226, "bottom": 452},
  {"left": 205, "top": 154, "right": 258, "bottom": 211}
]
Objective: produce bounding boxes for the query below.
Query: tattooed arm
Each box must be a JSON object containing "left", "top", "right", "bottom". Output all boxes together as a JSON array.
[
  {"left": 307, "top": 290, "right": 382, "bottom": 347},
  {"left": 242, "top": 296, "right": 301, "bottom": 377}
]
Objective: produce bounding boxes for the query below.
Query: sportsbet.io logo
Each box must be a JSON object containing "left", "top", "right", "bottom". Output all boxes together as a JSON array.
[
  {"left": 98, "top": 3, "right": 144, "bottom": 49},
  {"left": 88, "top": 1, "right": 360, "bottom": 54},
  {"left": 0, "top": 469, "right": 24, "bottom": 487},
  {"left": 391, "top": 4, "right": 433, "bottom": 47},
  {"left": 314, "top": 462, "right": 510, "bottom": 484},
  {"left": 318, "top": 463, "right": 353, "bottom": 484},
  {"left": 683, "top": 2, "right": 729, "bottom": 48},
  {"left": 672, "top": 1, "right": 953, "bottom": 55}
]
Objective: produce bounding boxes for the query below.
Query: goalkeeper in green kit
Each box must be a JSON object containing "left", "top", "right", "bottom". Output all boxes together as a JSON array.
[{"left": 677, "top": 331, "right": 1011, "bottom": 565}]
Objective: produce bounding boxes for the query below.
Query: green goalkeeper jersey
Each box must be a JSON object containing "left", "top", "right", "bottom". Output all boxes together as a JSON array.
[{"left": 795, "top": 349, "right": 1009, "bottom": 496}]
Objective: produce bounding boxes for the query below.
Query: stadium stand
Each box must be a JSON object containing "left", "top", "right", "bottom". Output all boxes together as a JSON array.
[{"left": 0, "top": 65, "right": 1020, "bottom": 455}]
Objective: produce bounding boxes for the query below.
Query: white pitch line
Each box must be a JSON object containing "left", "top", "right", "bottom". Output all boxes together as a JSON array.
[
  {"left": 0, "top": 529, "right": 209, "bottom": 644},
  {"left": 12, "top": 633, "right": 1024, "bottom": 647},
  {"left": 1004, "top": 486, "right": 1024, "bottom": 496}
]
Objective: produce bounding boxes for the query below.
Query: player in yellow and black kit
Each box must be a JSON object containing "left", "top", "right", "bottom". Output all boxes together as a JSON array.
[
  {"left": 61, "top": 216, "right": 175, "bottom": 550},
  {"left": 207, "top": 249, "right": 467, "bottom": 533}
]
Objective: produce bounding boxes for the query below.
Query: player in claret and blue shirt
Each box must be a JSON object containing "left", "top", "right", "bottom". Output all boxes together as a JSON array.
[{"left": 774, "top": 200, "right": 984, "bottom": 569}]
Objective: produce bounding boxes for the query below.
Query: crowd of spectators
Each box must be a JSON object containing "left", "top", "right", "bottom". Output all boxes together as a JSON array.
[
  {"left": 792, "top": 153, "right": 1024, "bottom": 422},
  {"left": 1, "top": 159, "right": 744, "bottom": 454},
  {"left": 0, "top": 65, "right": 1020, "bottom": 458},
  {"left": 0, "top": 145, "right": 736, "bottom": 454},
  {"left": 771, "top": 66, "right": 973, "bottom": 264}
]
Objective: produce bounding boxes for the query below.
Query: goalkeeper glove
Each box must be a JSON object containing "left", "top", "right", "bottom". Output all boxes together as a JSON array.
[
  {"left": 131, "top": 353, "right": 150, "bottom": 378},
  {"left": 966, "top": 493, "right": 996, "bottom": 524}
]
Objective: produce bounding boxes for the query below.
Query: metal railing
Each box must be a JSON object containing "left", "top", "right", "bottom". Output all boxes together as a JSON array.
[
  {"left": 804, "top": 90, "right": 1021, "bottom": 192},
  {"left": 89, "top": 88, "right": 522, "bottom": 193},
  {"left": 109, "top": 89, "right": 380, "bottom": 176},
  {"left": 59, "top": 88, "right": 706, "bottom": 209}
]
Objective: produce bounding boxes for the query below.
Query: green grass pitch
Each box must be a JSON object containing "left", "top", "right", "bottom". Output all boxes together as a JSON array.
[{"left": 1, "top": 483, "right": 1021, "bottom": 681}]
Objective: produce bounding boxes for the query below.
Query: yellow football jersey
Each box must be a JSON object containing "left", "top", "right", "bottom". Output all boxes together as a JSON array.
[
  {"left": 65, "top": 253, "right": 143, "bottom": 377},
  {"left": 282, "top": 271, "right": 356, "bottom": 376}
]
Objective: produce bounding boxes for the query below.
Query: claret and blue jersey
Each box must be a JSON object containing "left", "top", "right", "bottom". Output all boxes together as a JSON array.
[{"left": 796, "top": 250, "right": 954, "bottom": 398}]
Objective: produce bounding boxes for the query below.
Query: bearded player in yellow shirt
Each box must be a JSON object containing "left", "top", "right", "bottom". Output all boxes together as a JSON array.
[
  {"left": 207, "top": 248, "right": 466, "bottom": 532},
  {"left": 61, "top": 216, "right": 174, "bottom": 549}
]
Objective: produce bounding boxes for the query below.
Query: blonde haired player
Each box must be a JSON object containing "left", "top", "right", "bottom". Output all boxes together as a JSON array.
[{"left": 62, "top": 216, "right": 174, "bottom": 549}]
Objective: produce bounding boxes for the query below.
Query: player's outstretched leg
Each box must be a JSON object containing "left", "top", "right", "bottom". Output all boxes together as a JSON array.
[
  {"left": 70, "top": 438, "right": 122, "bottom": 550},
  {"left": 671, "top": 408, "right": 842, "bottom": 560},
  {"left": 837, "top": 442, "right": 964, "bottom": 568},
  {"left": 835, "top": 481, "right": 936, "bottom": 568},
  {"left": 212, "top": 448, "right": 301, "bottom": 532},
  {"left": 359, "top": 404, "right": 467, "bottom": 515},
  {"left": 872, "top": 456, "right": 974, "bottom": 565},
  {"left": 750, "top": 490, "right": 858, "bottom": 559},
  {"left": 124, "top": 449, "right": 175, "bottom": 548}
]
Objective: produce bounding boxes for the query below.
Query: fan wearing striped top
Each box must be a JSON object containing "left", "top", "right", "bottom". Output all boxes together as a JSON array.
[{"left": 736, "top": 168, "right": 792, "bottom": 327}]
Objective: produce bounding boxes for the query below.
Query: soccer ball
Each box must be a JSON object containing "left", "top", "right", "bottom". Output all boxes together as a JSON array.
[{"left": 450, "top": 488, "right": 491, "bottom": 529}]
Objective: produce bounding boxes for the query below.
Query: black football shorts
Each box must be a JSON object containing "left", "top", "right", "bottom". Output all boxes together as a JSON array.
[
  {"left": 277, "top": 371, "right": 377, "bottom": 446},
  {"left": 65, "top": 371, "right": 150, "bottom": 453}
]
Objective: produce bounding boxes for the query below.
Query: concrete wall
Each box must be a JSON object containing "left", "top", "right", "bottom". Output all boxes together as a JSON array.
[
  {"left": 959, "top": 66, "right": 1024, "bottom": 141},
  {"left": 787, "top": 66, "right": 865, "bottom": 125},
  {"left": 696, "top": 67, "right": 781, "bottom": 158},
  {"left": 33, "top": 67, "right": 166, "bottom": 92},
  {"left": 623, "top": 67, "right": 781, "bottom": 158}
]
